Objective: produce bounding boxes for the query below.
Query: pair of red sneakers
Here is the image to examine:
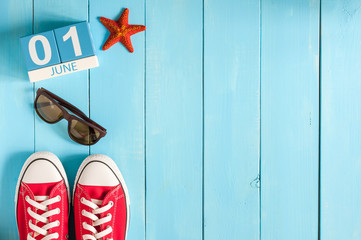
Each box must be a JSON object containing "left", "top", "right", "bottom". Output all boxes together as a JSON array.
[{"left": 15, "top": 152, "right": 129, "bottom": 240}]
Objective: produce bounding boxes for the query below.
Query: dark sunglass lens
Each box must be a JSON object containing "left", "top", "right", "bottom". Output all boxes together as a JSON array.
[
  {"left": 69, "top": 119, "right": 100, "bottom": 145},
  {"left": 36, "top": 95, "right": 63, "bottom": 123}
]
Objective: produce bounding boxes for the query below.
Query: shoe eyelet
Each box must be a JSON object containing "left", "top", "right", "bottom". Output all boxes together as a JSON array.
[
  {"left": 81, "top": 197, "right": 85, "bottom": 203},
  {"left": 56, "top": 220, "right": 60, "bottom": 226},
  {"left": 57, "top": 195, "right": 61, "bottom": 201},
  {"left": 81, "top": 210, "right": 86, "bottom": 215},
  {"left": 65, "top": 234, "right": 69, "bottom": 239},
  {"left": 56, "top": 208, "right": 60, "bottom": 214},
  {"left": 109, "top": 201, "right": 113, "bottom": 207},
  {"left": 25, "top": 195, "right": 30, "bottom": 200},
  {"left": 55, "top": 233, "right": 59, "bottom": 239},
  {"left": 107, "top": 213, "right": 112, "bottom": 219}
]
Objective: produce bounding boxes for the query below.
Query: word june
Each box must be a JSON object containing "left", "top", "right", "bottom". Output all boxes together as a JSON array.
[{"left": 50, "top": 62, "right": 78, "bottom": 76}]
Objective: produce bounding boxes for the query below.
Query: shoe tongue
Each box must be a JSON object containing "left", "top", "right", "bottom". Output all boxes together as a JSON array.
[
  {"left": 25, "top": 181, "right": 62, "bottom": 240},
  {"left": 26, "top": 181, "right": 61, "bottom": 196},
  {"left": 80, "top": 184, "right": 116, "bottom": 201}
]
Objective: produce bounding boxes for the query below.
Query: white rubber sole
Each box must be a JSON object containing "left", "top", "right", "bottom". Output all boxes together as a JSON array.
[
  {"left": 73, "top": 154, "right": 130, "bottom": 239},
  {"left": 14, "top": 151, "right": 70, "bottom": 221}
]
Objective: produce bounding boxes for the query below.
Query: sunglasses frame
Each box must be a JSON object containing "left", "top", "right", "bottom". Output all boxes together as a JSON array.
[{"left": 34, "top": 88, "right": 107, "bottom": 145}]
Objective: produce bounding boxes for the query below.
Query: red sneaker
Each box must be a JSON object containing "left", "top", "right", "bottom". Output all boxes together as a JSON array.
[
  {"left": 73, "top": 154, "right": 130, "bottom": 240},
  {"left": 15, "top": 152, "right": 70, "bottom": 240}
]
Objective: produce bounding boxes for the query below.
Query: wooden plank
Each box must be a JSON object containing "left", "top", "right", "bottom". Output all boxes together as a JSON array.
[
  {"left": 320, "top": 1, "right": 361, "bottom": 239},
  {"left": 0, "top": 0, "right": 33, "bottom": 238},
  {"left": 203, "top": 0, "right": 260, "bottom": 239},
  {"left": 89, "top": 1, "right": 145, "bottom": 240},
  {"left": 145, "top": 0, "right": 203, "bottom": 239},
  {"left": 33, "top": 0, "right": 89, "bottom": 238},
  {"left": 33, "top": 0, "right": 89, "bottom": 184},
  {"left": 260, "top": 1, "right": 320, "bottom": 239}
]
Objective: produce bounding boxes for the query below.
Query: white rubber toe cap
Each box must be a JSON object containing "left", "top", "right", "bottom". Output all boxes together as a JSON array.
[
  {"left": 78, "top": 158, "right": 120, "bottom": 187},
  {"left": 22, "top": 151, "right": 63, "bottom": 183}
]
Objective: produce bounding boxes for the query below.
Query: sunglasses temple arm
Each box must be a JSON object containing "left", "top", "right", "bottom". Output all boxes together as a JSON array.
[
  {"left": 42, "top": 90, "right": 88, "bottom": 119},
  {"left": 59, "top": 102, "right": 88, "bottom": 119},
  {"left": 60, "top": 102, "right": 107, "bottom": 132},
  {"left": 37, "top": 101, "right": 84, "bottom": 116}
]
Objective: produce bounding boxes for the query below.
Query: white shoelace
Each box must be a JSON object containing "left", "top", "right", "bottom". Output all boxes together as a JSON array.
[
  {"left": 81, "top": 197, "right": 113, "bottom": 240},
  {"left": 25, "top": 195, "right": 61, "bottom": 240}
]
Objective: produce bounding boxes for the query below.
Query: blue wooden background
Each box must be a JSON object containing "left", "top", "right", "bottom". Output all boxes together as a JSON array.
[{"left": 0, "top": 0, "right": 359, "bottom": 239}]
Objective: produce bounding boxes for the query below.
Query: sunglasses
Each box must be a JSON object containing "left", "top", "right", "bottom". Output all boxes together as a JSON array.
[{"left": 34, "top": 88, "right": 107, "bottom": 145}]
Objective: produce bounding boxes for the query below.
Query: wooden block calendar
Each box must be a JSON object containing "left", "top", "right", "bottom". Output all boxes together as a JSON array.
[{"left": 20, "top": 22, "right": 99, "bottom": 82}]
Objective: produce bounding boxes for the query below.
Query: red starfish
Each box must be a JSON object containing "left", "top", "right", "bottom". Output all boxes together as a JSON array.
[{"left": 100, "top": 8, "right": 146, "bottom": 52}]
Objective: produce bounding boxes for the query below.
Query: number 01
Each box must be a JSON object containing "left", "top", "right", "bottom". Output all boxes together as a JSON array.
[{"left": 28, "top": 26, "right": 82, "bottom": 66}]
